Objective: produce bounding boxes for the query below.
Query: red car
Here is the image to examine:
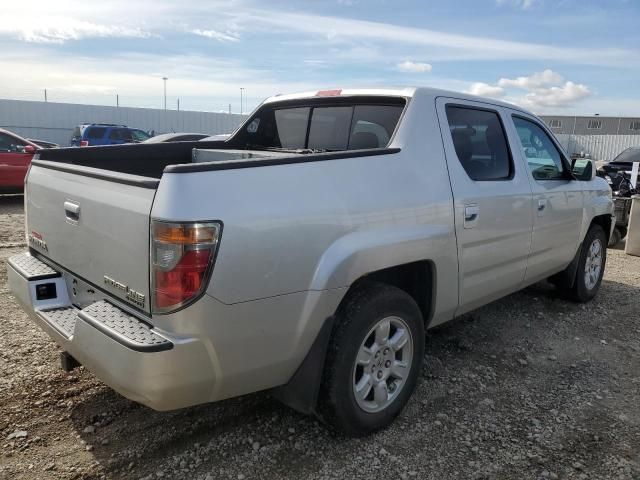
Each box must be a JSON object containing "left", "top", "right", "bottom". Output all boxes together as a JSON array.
[{"left": 0, "top": 128, "right": 40, "bottom": 192}]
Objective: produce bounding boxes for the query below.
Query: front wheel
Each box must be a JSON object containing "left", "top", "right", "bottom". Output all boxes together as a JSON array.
[
  {"left": 568, "top": 225, "right": 607, "bottom": 302},
  {"left": 318, "top": 283, "right": 424, "bottom": 437}
]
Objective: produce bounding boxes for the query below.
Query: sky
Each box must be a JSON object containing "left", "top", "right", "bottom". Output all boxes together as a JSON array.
[{"left": 0, "top": 0, "right": 639, "bottom": 115}]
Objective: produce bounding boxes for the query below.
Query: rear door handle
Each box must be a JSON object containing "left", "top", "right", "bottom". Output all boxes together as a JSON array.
[
  {"left": 464, "top": 204, "right": 479, "bottom": 228},
  {"left": 537, "top": 198, "right": 547, "bottom": 217}
]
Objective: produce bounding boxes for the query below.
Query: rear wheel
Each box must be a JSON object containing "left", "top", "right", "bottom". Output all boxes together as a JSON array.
[
  {"left": 568, "top": 225, "right": 607, "bottom": 302},
  {"left": 319, "top": 283, "right": 424, "bottom": 437}
]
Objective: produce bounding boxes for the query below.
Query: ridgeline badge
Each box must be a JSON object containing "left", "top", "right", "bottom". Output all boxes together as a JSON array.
[{"left": 103, "top": 275, "right": 146, "bottom": 308}]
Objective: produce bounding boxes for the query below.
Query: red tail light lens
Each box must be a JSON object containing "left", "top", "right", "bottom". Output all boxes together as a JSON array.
[
  {"left": 151, "top": 221, "right": 221, "bottom": 314},
  {"left": 80, "top": 140, "right": 89, "bottom": 147}
]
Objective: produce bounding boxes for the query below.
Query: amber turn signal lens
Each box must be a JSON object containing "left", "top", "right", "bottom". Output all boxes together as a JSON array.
[{"left": 153, "top": 224, "right": 218, "bottom": 245}]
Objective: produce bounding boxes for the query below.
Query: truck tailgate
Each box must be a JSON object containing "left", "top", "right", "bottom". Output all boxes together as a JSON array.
[{"left": 25, "top": 163, "right": 156, "bottom": 313}]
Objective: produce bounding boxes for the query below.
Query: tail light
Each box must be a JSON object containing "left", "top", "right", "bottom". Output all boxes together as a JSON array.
[
  {"left": 80, "top": 140, "right": 89, "bottom": 147},
  {"left": 151, "top": 220, "right": 222, "bottom": 314}
]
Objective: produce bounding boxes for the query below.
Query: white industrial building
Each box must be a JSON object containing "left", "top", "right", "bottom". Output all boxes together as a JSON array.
[
  {"left": 0, "top": 99, "right": 247, "bottom": 147},
  {"left": 540, "top": 115, "right": 640, "bottom": 162}
]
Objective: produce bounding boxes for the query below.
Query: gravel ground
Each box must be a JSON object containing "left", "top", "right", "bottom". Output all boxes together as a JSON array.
[{"left": 1, "top": 193, "right": 639, "bottom": 480}]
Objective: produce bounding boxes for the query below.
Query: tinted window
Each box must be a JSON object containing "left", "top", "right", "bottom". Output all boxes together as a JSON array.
[
  {"left": 612, "top": 147, "right": 640, "bottom": 164},
  {"left": 446, "top": 106, "right": 512, "bottom": 181},
  {"left": 0, "top": 133, "right": 26, "bottom": 152},
  {"left": 109, "top": 128, "right": 123, "bottom": 140},
  {"left": 308, "top": 106, "right": 352, "bottom": 150},
  {"left": 245, "top": 101, "right": 404, "bottom": 151},
  {"left": 348, "top": 105, "right": 403, "bottom": 149},
  {"left": 0, "top": 133, "right": 14, "bottom": 152},
  {"left": 512, "top": 117, "right": 567, "bottom": 180},
  {"left": 86, "top": 127, "right": 106, "bottom": 139},
  {"left": 274, "top": 107, "right": 310, "bottom": 149}
]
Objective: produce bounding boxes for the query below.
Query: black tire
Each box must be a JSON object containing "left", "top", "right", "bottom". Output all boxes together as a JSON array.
[
  {"left": 318, "top": 282, "right": 424, "bottom": 437},
  {"left": 608, "top": 228, "right": 621, "bottom": 247},
  {"left": 568, "top": 225, "right": 607, "bottom": 302},
  {"left": 618, "top": 226, "right": 628, "bottom": 240}
]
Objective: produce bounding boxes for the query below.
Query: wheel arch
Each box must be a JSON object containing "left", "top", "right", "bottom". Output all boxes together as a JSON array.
[
  {"left": 272, "top": 260, "right": 435, "bottom": 416},
  {"left": 337, "top": 260, "right": 436, "bottom": 328}
]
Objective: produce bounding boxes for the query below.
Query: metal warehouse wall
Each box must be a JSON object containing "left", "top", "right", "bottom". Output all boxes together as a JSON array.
[
  {"left": 554, "top": 134, "right": 640, "bottom": 162},
  {"left": 540, "top": 115, "right": 640, "bottom": 162},
  {"left": 0, "top": 99, "right": 247, "bottom": 147}
]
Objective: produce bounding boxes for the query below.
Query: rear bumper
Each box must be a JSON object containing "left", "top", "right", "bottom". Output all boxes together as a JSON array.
[{"left": 7, "top": 252, "right": 216, "bottom": 410}]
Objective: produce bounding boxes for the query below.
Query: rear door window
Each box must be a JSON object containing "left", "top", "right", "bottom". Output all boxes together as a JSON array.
[
  {"left": 445, "top": 106, "right": 512, "bottom": 181},
  {"left": 86, "top": 127, "right": 106, "bottom": 139}
]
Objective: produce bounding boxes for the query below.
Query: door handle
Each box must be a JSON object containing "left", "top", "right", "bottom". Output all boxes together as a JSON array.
[
  {"left": 537, "top": 198, "right": 547, "bottom": 217},
  {"left": 464, "top": 204, "right": 479, "bottom": 228},
  {"left": 64, "top": 201, "right": 80, "bottom": 223}
]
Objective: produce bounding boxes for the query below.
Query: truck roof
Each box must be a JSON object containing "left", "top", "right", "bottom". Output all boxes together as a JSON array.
[{"left": 263, "top": 86, "right": 532, "bottom": 116}]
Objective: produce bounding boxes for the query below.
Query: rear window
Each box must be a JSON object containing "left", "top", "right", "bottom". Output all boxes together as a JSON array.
[
  {"left": 244, "top": 99, "right": 404, "bottom": 151},
  {"left": 86, "top": 127, "right": 107, "bottom": 139}
]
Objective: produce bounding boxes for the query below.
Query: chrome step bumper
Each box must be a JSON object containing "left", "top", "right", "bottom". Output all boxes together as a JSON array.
[
  {"left": 7, "top": 253, "right": 172, "bottom": 352},
  {"left": 7, "top": 252, "right": 215, "bottom": 410}
]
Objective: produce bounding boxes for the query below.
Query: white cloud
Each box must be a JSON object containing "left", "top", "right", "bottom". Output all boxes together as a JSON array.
[
  {"left": 498, "top": 69, "right": 563, "bottom": 89},
  {"left": 470, "top": 69, "right": 591, "bottom": 111},
  {"left": 518, "top": 81, "right": 591, "bottom": 109},
  {"left": 396, "top": 61, "right": 432, "bottom": 73},
  {"left": 0, "top": 17, "right": 151, "bottom": 44},
  {"left": 496, "top": 0, "right": 538, "bottom": 9},
  {"left": 191, "top": 28, "right": 239, "bottom": 42},
  {"left": 467, "top": 82, "right": 505, "bottom": 98}
]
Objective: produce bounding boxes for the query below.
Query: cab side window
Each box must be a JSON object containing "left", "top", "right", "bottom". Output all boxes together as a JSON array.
[
  {"left": 445, "top": 106, "right": 512, "bottom": 181},
  {"left": 512, "top": 116, "right": 567, "bottom": 180},
  {"left": 0, "top": 133, "right": 26, "bottom": 153},
  {"left": 0, "top": 133, "right": 14, "bottom": 152}
]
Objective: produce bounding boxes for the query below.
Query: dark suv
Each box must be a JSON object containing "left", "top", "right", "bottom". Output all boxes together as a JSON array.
[{"left": 71, "top": 124, "right": 151, "bottom": 146}]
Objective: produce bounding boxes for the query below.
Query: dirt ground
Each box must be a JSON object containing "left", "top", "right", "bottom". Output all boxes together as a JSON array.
[{"left": 0, "top": 193, "right": 639, "bottom": 480}]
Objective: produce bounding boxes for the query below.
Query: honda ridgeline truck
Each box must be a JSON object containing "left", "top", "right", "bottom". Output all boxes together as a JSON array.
[{"left": 8, "top": 88, "right": 613, "bottom": 436}]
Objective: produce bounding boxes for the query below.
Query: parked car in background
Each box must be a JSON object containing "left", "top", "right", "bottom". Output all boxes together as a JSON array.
[
  {"left": 599, "top": 147, "right": 640, "bottom": 178},
  {"left": 0, "top": 128, "right": 40, "bottom": 192},
  {"left": 144, "top": 133, "right": 210, "bottom": 143},
  {"left": 71, "top": 124, "right": 151, "bottom": 147},
  {"left": 28, "top": 139, "right": 59, "bottom": 149}
]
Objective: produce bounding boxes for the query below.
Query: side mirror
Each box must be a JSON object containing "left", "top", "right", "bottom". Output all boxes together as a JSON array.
[
  {"left": 571, "top": 158, "right": 596, "bottom": 181},
  {"left": 23, "top": 145, "right": 37, "bottom": 154}
]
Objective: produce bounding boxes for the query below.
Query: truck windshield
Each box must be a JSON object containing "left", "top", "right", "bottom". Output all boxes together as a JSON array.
[{"left": 242, "top": 99, "right": 405, "bottom": 151}]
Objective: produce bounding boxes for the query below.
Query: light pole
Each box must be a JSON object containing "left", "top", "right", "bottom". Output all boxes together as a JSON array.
[
  {"left": 240, "top": 87, "right": 245, "bottom": 115},
  {"left": 162, "top": 77, "right": 168, "bottom": 110}
]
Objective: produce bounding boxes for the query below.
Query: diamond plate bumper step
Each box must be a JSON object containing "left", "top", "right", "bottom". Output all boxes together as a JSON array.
[
  {"left": 8, "top": 253, "right": 59, "bottom": 280},
  {"left": 40, "top": 307, "right": 78, "bottom": 338},
  {"left": 79, "top": 301, "right": 173, "bottom": 352}
]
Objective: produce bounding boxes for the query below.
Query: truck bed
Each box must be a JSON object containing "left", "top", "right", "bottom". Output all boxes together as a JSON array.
[{"left": 37, "top": 140, "right": 229, "bottom": 178}]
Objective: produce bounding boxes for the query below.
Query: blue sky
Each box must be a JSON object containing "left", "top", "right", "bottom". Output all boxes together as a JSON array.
[{"left": 1, "top": 0, "right": 639, "bottom": 115}]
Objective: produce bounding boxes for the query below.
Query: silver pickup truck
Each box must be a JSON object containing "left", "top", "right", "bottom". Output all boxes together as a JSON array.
[{"left": 8, "top": 87, "right": 613, "bottom": 436}]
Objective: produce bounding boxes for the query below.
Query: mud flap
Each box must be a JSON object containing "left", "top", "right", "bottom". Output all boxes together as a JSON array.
[{"left": 271, "top": 316, "right": 335, "bottom": 415}]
